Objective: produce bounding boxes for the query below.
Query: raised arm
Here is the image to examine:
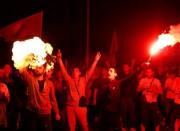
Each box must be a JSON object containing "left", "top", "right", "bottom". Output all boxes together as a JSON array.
[
  {"left": 18, "top": 67, "right": 33, "bottom": 83},
  {"left": 85, "top": 52, "right": 101, "bottom": 81},
  {"left": 56, "top": 50, "right": 71, "bottom": 81}
]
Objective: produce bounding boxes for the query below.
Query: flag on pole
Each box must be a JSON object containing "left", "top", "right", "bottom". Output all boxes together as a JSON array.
[
  {"left": 0, "top": 11, "right": 43, "bottom": 42},
  {"left": 107, "top": 30, "right": 119, "bottom": 67}
]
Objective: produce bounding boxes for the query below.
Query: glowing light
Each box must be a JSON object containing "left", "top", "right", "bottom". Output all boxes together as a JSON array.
[
  {"left": 150, "top": 34, "right": 176, "bottom": 56},
  {"left": 12, "top": 37, "right": 54, "bottom": 71}
]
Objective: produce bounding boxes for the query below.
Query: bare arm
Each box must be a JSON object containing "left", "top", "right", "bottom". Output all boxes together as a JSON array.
[
  {"left": 50, "top": 81, "right": 60, "bottom": 120},
  {"left": 137, "top": 79, "right": 145, "bottom": 92},
  {"left": 18, "top": 68, "right": 33, "bottom": 83},
  {"left": 85, "top": 52, "right": 101, "bottom": 81},
  {"left": 154, "top": 79, "right": 163, "bottom": 95},
  {"left": 56, "top": 50, "right": 71, "bottom": 82}
]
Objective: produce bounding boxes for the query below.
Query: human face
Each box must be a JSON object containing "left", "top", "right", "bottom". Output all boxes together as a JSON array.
[
  {"left": 72, "top": 67, "right": 81, "bottom": 79},
  {"left": 146, "top": 69, "right": 154, "bottom": 78},
  {"left": 3, "top": 64, "right": 12, "bottom": 75},
  {"left": 33, "top": 65, "right": 45, "bottom": 76},
  {"left": 122, "top": 64, "right": 130, "bottom": 75},
  {"left": 108, "top": 68, "right": 117, "bottom": 80}
]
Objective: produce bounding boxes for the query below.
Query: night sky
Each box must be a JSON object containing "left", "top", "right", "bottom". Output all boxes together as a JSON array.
[{"left": 0, "top": 0, "right": 180, "bottom": 65}]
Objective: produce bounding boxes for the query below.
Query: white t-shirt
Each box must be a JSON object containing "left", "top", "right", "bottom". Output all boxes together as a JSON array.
[
  {"left": 172, "top": 77, "right": 180, "bottom": 104},
  {"left": 138, "top": 77, "right": 162, "bottom": 103},
  {"left": 165, "top": 78, "right": 176, "bottom": 99}
]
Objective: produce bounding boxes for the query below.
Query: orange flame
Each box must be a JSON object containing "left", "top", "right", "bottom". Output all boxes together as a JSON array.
[
  {"left": 150, "top": 34, "right": 176, "bottom": 56},
  {"left": 12, "top": 37, "right": 54, "bottom": 71}
]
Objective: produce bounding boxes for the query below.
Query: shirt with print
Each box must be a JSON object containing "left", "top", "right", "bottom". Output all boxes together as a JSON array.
[
  {"left": 172, "top": 77, "right": 180, "bottom": 104},
  {"left": 165, "top": 77, "right": 176, "bottom": 100},
  {"left": 138, "top": 77, "right": 162, "bottom": 103}
]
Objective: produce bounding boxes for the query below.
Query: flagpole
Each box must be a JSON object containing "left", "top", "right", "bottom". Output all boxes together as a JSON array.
[{"left": 85, "top": 0, "right": 90, "bottom": 68}]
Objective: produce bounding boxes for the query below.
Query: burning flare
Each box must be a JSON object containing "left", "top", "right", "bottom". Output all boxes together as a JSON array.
[
  {"left": 12, "top": 37, "right": 54, "bottom": 71},
  {"left": 150, "top": 23, "right": 180, "bottom": 56},
  {"left": 150, "top": 34, "right": 176, "bottom": 56}
]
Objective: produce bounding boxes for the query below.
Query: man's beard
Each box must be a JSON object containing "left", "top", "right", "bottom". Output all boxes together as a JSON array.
[{"left": 33, "top": 71, "right": 44, "bottom": 77}]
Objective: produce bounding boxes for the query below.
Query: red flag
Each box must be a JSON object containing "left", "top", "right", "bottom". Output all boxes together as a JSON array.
[
  {"left": 107, "top": 31, "right": 119, "bottom": 67},
  {"left": 0, "top": 11, "right": 43, "bottom": 42}
]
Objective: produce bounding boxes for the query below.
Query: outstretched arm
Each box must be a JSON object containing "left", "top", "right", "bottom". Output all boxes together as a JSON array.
[
  {"left": 86, "top": 52, "right": 101, "bottom": 81},
  {"left": 56, "top": 50, "right": 71, "bottom": 81}
]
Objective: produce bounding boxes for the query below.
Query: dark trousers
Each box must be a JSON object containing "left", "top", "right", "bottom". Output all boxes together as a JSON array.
[
  {"left": 7, "top": 108, "right": 20, "bottom": 131},
  {"left": 99, "top": 110, "right": 121, "bottom": 131},
  {"left": 165, "top": 99, "right": 174, "bottom": 126},
  {"left": 141, "top": 102, "right": 162, "bottom": 130},
  {"left": 20, "top": 109, "right": 52, "bottom": 131},
  {"left": 120, "top": 98, "right": 136, "bottom": 128}
]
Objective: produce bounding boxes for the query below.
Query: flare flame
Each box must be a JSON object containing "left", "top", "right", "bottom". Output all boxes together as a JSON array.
[
  {"left": 12, "top": 37, "right": 54, "bottom": 71},
  {"left": 150, "top": 34, "right": 176, "bottom": 56}
]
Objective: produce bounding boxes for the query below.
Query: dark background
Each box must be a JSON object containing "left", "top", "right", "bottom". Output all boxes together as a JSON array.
[{"left": 0, "top": 0, "right": 180, "bottom": 66}]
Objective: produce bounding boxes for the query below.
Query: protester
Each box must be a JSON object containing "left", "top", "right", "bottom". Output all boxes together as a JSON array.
[
  {"left": 56, "top": 50, "right": 101, "bottom": 131},
  {"left": 164, "top": 70, "right": 177, "bottom": 128},
  {"left": 18, "top": 64, "right": 60, "bottom": 131},
  {"left": 171, "top": 72, "right": 180, "bottom": 131},
  {"left": 52, "top": 70, "right": 68, "bottom": 131},
  {"left": 1, "top": 64, "right": 24, "bottom": 131},
  {"left": 137, "top": 67, "right": 163, "bottom": 131},
  {"left": 98, "top": 67, "right": 121, "bottom": 131},
  {"left": 0, "top": 69, "right": 10, "bottom": 131},
  {"left": 89, "top": 66, "right": 109, "bottom": 130},
  {"left": 120, "top": 64, "right": 137, "bottom": 131}
]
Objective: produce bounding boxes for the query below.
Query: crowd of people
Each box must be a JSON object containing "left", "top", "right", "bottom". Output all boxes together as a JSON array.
[{"left": 0, "top": 50, "right": 179, "bottom": 131}]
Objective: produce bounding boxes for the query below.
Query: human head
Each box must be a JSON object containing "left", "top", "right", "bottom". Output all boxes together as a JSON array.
[
  {"left": 167, "top": 68, "right": 178, "bottom": 79},
  {"left": 108, "top": 67, "right": 117, "bottom": 80},
  {"left": 145, "top": 68, "right": 154, "bottom": 78},
  {"left": 122, "top": 64, "right": 131, "bottom": 75},
  {"left": 32, "top": 65, "right": 46, "bottom": 77},
  {"left": 3, "top": 64, "right": 12, "bottom": 76},
  {"left": 72, "top": 67, "right": 81, "bottom": 79}
]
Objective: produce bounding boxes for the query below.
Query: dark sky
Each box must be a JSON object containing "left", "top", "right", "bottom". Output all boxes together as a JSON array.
[{"left": 0, "top": 0, "right": 180, "bottom": 65}]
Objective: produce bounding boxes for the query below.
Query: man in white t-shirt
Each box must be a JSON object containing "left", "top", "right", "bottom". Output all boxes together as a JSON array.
[
  {"left": 171, "top": 74, "right": 180, "bottom": 131},
  {"left": 164, "top": 70, "right": 176, "bottom": 128},
  {"left": 137, "top": 68, "right": 162, "bottom": 131}
]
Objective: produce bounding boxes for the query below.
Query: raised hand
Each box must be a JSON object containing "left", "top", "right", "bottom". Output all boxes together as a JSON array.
[
  {"left": 56, "top": 49, "right": 62, "bottom": 59},
  {"left": 55, "top": 113, "right": 61, "bottom": 121}
]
